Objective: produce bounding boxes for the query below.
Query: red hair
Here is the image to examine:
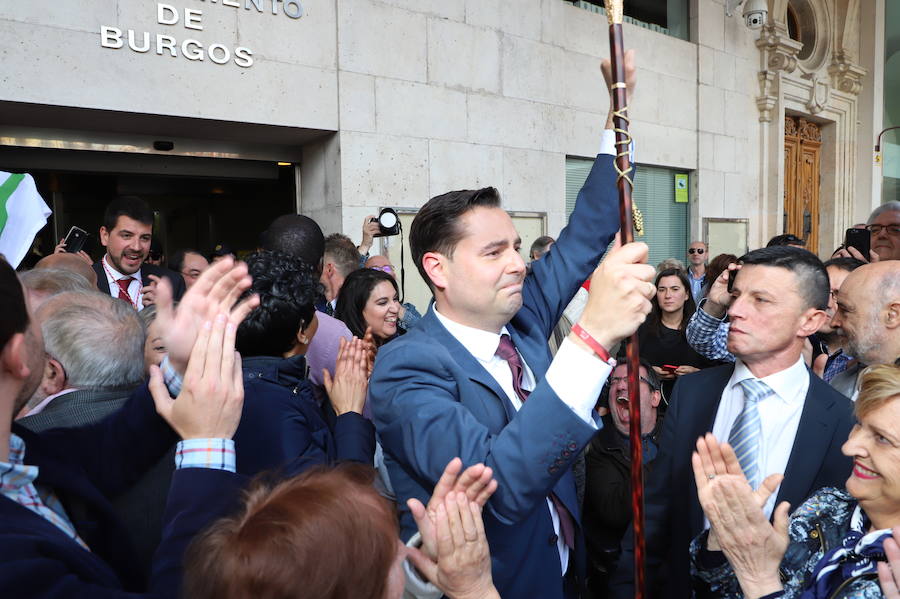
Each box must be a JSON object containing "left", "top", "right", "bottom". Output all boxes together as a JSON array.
[{"left": 183, "top": 464, "right": 399, "bottom": 599}]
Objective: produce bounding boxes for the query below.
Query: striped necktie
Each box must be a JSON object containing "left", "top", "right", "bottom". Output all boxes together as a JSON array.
[{"left": 729, "top": 378, "right": 772, "bottom": 489}]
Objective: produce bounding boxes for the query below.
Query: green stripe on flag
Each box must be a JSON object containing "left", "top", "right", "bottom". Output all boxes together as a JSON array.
[{"left": 0, "top": 173, "right": 26, "bottom": 234}]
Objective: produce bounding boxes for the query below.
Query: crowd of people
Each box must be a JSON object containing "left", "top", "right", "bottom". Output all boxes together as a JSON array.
[{"left": 2, "top": 52, "right": 900, "bottom": 599}]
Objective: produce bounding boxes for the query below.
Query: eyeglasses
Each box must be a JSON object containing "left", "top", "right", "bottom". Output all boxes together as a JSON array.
[
  {"left": 609, "top": 376, "right": 657, "bottom": 391},
  {"left": 866, "top": 224, "right": 900, "bottom": 236},
  {"left": 688, "top": 248, "right": 705, "bottom": 255},
  {"left": 369, "top": 265, "right": 395, "bottom": 274}
]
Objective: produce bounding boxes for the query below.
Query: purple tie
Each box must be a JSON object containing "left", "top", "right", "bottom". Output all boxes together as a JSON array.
[{"left": 496, "top": 334, "right": 576, "bottom": 549}]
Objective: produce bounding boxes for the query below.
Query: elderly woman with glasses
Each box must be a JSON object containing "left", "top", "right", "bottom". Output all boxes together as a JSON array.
[
  {"left": 690, "top": 364, "right": 900, "bottom": 599},
  {"left": 584, "top": 359, "right": 664, "bottom": 596}
]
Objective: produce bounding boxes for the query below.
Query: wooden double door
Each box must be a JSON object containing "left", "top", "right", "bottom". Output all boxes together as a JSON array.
[{"left": 784, "top": 116, "right": 822, "bottom": 251}]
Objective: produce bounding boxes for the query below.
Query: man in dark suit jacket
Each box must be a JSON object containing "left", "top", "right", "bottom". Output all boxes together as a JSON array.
[
  {"left": 371, "top": 52, "right": 658, "bottom": 599},
  {"left": 610, "top": 246, "right": 856, "bottom": 599},
  {"left": 0, "top": 254, "right": 251, "bottom": 597},
  {"left": 17, "top": 290, "right": 171, "bottom": 574},
  {"left": 92, "top": 196, "right": 185, "bottom": 308}
]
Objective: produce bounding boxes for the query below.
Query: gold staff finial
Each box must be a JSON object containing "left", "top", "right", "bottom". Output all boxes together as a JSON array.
[{"left": 604, "top": 0, "right": 624, "bottom": 25}]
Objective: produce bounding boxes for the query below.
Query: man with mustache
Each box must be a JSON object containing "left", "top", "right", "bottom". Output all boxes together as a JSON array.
[{"left": 92, "top": 196, "right": 185, "bottom": 309}]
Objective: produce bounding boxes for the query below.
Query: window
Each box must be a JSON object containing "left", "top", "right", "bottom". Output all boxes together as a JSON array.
[
  {"left": 566, "top": 157, "right": 690, "bottom": 267},
  {"left": 568, "top": 0, "right": 689, "bottom": 41}
]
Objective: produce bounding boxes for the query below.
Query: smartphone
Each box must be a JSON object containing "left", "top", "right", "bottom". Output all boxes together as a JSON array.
[
  {"left": 726, "top": 264, "right": 738, "bottom": 294},
  {"left": 844, "top": 227, "right": 870, "bottom": 260},
  {"left": 662, "top": 364, "right": 679, "bottom": 373},
  {"left": 63, "top": 226, "right": 89, "bottom": 254}
]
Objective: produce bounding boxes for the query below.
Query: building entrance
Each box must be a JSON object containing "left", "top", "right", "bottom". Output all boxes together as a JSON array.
[
  {"left": 0, "top": 146, "right": 296, "bottom": 267},
  {"left": 783, "top": 116, "right": 822, "bottom": 250}
]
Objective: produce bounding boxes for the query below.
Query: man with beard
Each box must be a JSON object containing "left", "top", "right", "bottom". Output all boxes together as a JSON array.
[
  {"left": 92, "top": 196, "right": 185, "bottom": 309},
  {"left": 829, "top": 260, "right": 900, "bottom": 398}
]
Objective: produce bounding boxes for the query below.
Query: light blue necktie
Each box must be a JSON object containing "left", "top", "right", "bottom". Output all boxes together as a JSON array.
[{"left": 729, "top": 379, "right": 772, "bottom": 489}]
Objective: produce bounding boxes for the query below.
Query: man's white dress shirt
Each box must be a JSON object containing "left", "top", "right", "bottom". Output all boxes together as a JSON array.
[
  {"left": 433, "top": 307, "right": 612, "bottom": 574},
  {"left": 709, "top": 356, "right": 809, "bottom": 521}
]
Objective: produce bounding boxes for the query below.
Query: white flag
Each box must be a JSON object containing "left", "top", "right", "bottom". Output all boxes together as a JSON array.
[{"left": 0, "top": 172, "right": 52, "bottom": 268}]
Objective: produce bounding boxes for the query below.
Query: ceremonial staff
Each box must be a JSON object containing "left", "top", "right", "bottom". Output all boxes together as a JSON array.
[{"left": 604, "top": 1, "right": 646, "bottom": 597}]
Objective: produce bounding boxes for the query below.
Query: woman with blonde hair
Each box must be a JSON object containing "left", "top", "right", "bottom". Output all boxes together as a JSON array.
[{"left": 691, "top": 364, "right": 900, "bottom": 598}]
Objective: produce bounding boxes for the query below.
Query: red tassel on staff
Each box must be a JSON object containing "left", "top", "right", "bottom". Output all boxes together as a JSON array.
[{"left": 603, "top": 1, "right": 646, "bottom": 598}]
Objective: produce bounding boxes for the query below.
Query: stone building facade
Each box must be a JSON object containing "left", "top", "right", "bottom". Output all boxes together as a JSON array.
[{"left": 0, "top": 0, "right": 887, "bottom": 268}]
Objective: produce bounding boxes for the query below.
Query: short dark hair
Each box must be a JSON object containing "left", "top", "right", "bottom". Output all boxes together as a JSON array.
[
  {"left": 259, "top": 214, "right": 325, "bottom": 270},
  {"left": 183, "top": 464, "right": 398, "bottom": 599},
  {"left": 334, "top": 268, "right": 400, "bottom": 342},
  {"left": 323, "top": 234, "right": 360, "bottom": 278},
  {"left": 766, "top": 234, "right": 805, "bottom": 248},
  {"left": 236, "top": 251, "right": 319, "bottom": 357},
  {"left": 737, "top": 246, "right": 829, "bottom": 310},
  {"left": 823, "top": 256, "right": 866, "bottom": 273},
  {"left": 168, "top": 249, "right": 202, "bottom": 274},
  {"left": 530, "top": 236, "right": 555, "bottom": 260},
  {"left": 0, "top": 258, "right": 29, "bottom": 351},
  {"left": 410, "top": 187, "right": 502, "bottom": 290},
  {"left": 103, "top": 196, "right": 154, "bottom": 232}
]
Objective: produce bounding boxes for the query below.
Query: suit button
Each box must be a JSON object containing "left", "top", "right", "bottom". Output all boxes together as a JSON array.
[{"left": 548, "top": 534, "right": 559, "bottom": 545}]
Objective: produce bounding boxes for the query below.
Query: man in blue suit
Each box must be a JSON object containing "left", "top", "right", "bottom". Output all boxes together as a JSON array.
[
  {"left": 370, "top": 54, "right": 658, "bottom": 599},
  {"left": 610, "top": 246, "right": 856, "bottom": 599}
]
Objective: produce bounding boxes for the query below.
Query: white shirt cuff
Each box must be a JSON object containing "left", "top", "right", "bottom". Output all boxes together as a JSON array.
[
  {"left": 599, "top": 129, "right": 615, "bottom": 156},
  {"left": 545, "top": 338, "right": 612, "bottom": 426},
  {"left": 598, "top": 128, "right": 635, "bottom": 161}
]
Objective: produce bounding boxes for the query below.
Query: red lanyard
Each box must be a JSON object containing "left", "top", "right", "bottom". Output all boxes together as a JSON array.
[{"left": 101, "top": 257, "right": 140, "bottom": 310}]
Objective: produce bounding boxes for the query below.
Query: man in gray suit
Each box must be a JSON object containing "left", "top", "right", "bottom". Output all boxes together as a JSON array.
[
  {"left": 17, "top": 290, "right": 169, "bottom": 574},
  {"left": 830, "top": 260, "right": 900, "bottom": 399}
]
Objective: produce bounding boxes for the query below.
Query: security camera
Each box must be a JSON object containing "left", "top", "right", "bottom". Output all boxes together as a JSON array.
[{"left": 743, "top": 0, "right": 767, "bottom": 28}]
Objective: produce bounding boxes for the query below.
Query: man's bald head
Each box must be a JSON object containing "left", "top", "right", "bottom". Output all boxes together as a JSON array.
[
  {"left": 833, "top": 261, "right": 900, "bottom": 364},
  {"left": 35, "top": 253, "right": 98, "bottom": 286}
]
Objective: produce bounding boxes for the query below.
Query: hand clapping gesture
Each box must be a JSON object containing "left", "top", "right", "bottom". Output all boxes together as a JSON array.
[
  {"left": 407, "top": 458, "right": 500, "bottom": 599},
  {"left": 691, "top": 434, "right": 790, "bottom": 599},
  {"left": 323, "top": 336, "right": 370, "bottom": 415}
]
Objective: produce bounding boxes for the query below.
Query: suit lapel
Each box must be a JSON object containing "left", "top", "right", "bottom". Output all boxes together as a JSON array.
[
  {"left": 778, "top": 372, "right": 836, "bottom": 505},
  {"left": 418, "top": 310, "right": 517, "bottom": 422},
  {"left": 93, "top": 262, "right": 110, "bottom": 295},
  {"left": 687, "top": 365, "right": 737, "bottom": 529}
]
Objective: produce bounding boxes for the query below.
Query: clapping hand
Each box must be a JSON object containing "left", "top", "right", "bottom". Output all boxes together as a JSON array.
[
  {"left": 407, "top": 458, "right": 500, "bottom": 599},
  {"left": 322, "top": 336, "right": 370, "bottom": 415},
  {"left": 692, "top": 434, "right": 789, "bottom": 599},
  {"left": 153, "top": 256, "right": 259, "bottom": 375},
  {"left": 408, "top": 458, "right": 497, "bottom": 561},
  {"left": 148, "top": 312, "right": 243, "bottom": 440}
]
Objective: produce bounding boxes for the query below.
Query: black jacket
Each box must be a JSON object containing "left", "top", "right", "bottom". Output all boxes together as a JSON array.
[{"left": 93, "top": 261, "right": 186, "bottom": 302}]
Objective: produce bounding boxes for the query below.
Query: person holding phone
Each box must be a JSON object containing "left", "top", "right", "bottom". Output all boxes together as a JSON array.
[{"left": 833, "top": 201, "right": 900, "bottom": 263}]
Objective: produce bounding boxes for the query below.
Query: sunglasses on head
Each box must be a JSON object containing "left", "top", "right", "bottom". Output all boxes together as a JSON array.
[
  {"left": 688, "top": 248, "right": 705, "bottom": 255},
  {"left": 369, "top": 265, "right": 395, "bottom": 274}
]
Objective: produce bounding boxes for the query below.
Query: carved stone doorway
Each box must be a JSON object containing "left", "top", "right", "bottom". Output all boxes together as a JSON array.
[{"left": 783, "top": 116, "right": 822, "bottom": 250}]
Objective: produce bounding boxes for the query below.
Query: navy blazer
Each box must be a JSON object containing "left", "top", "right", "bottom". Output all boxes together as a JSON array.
[
  {"left": 237, "top": 355, "right": 375, "bottom": 478},
  {"left": 93, "top": 261, "right": 186, "bottom": 302},
  {"left": 0, "top": 384, "right": 242, "bottom": 598},
  {"left": 371, "top": 153, "right": 619, "bottom": 599},
  {"left": 610, "top": 364, "right": 855, "bottom": 599}
]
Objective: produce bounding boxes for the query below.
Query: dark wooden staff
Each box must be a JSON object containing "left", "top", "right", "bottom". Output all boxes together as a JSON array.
[{"left": 604, "top": 1, "right": 646, "bottom": 598}]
